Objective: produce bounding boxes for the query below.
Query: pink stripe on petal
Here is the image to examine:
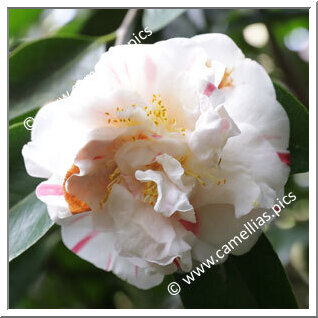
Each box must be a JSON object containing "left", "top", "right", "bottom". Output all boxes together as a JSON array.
[
  {"left": 93, "top": 155, "right": 104, "bottom": 160},
  {"left": 173, "top": 258, "right": 180, "bottom": 268},
  {"left": 124, "top": 63, "right": 131, "bottom": 81},
  {"left": 145, "top": 56, "right": 156, "bottom": 84},
  {"left": 108, "top": 65, "right": 121, "bottom": 84},
  {"left": 135, "top": 266, "right": 139, "bottom": 278},
  {"left": 149, "top": 152, "right": 163, "bottom": 163},
  {"left": 151, "top": 134, "right": 162, "bottom": 139},
  {"left": 36, "top": 184, "right": 64, "bottom": 197},
  {"left": 203, "top": 82, "right": 216, "bottom": 97},
  {"left": 71, "top": 231, "right": 98, "bottom": 254},
  {"left": 106, "top": 254, "right": 113, "bottom": 271},
  {"left": 221, "top": 119, "right": 230, "bottom": 131},
  {"left": 277, "top": 152, "right": 291, "bottom": 166},
  {"left": 179, "top": 210, "right": 200, "bottom": 236}
]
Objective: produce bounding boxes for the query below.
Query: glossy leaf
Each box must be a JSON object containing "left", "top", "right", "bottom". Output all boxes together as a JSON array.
[
  {"left": 274, "top": 82, "right": 309, "bottom": 174},
  {"left": 9, "top": 192, "right": 54, "bottom": 262},
  {"left": 9, "top": 122, "right": 42, "bottom": 208},
  {"left": 9, "top": 9, "right": 43, "bottom": 40},
  {"left": 142, "top": 9, "right": 186, "bottom": 32},
  {"left": 175, "top": 234, "right": 298, "bottom": 308},
  {"left": 9, "top": 122, "right": 52, "bottom": 262},
  {"left": 9, "top": 108, "right": 40, "bottom": 126},
  {"left": 56, "top": 9, "right": 94, "bottom": 36},
  {"left": 9, "top": 36, "right": 105, "bottom": 119},
  {"left": 9, "top": 229, "right": 59, "bottom": 308}
]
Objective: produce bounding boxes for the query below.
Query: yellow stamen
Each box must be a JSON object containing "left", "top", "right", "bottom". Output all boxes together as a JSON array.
[{"left": 143, "top": 181, "right": 158, "bottom": 206}]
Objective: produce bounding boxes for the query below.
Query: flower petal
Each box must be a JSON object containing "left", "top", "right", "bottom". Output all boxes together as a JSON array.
[
  {"left": 135, "top": 169, "right": 195, "bottom": 222},
  {"left": 192, "top": 204, "right": 268, "bottom": 262}
]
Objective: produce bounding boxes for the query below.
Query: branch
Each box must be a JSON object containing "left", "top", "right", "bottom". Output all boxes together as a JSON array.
[{"left": 115, "top": 9, "right": 138, "bottom": 46}]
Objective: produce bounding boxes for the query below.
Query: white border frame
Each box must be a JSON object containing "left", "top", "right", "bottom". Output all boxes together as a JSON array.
[{"left": 3, "top": 0, "right": 316, "bottom": 316}]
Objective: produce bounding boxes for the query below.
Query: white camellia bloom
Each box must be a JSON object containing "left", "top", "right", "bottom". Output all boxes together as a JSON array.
[{"left": 22, "top": 34, "right": 290, "bottom": 289}]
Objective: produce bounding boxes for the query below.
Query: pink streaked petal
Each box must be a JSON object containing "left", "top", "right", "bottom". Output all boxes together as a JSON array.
[
  {"left": 124, "top": 63, "right": 131, "bottom": 81},
  {"left": 221, "top": 118, "right": 230, "bottom": 131},
  {"left": 186, "top": 53, "right": 202, "bottom": 71},
  {"left": 151, "top": 134, "right": 162, "bottom": 139},
  {"left": 203, "top": 82, "right": 216, "bottom": 97},
  {"left": 173, "top": 258, "right": 180, "bottom": 268},
  {"left": 108, "top": 64, "right": 121, "bottom": 84},
  {"left": 93, "top": 155, "right": 104, "bottom": 160},
  {"left": 150, "top": 152, "right": 163, "bottom": 163},
  {"left": 72, "top": 231, "right": 98, "bottom": 254},
  {"left": 179, "top": 210, "right": 200, "bottom": 236},
  {"left": 36, "top": 184, "right": 64, "bottom": 197},
  {"left": 105, "top": 254, "right": 113, "bottom": 271},
  {"left": 145, "top": 55, "right": 156, "bottom": 84},
  {"left": 277, "top": 152, "right": 291, "bottom": 166}
]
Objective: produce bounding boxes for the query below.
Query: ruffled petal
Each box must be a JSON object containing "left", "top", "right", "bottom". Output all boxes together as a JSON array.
[
  {"left": 135, "top": 169, "right": 195, "bottom": 222},
  {"left": 35, "top": 175, "right": 72, "bottom": 223},
  {"left": 61, "top": 212, "right": 164, "bottom": 289},
  {"left": 189, "top": 99, "right": 240, "bottom": 164},
  {"left": 192, "top": 123, "right": 289, "bottom": 217},
  {"left": 99, "top": 184, "right": 194, "bottom": 269}
]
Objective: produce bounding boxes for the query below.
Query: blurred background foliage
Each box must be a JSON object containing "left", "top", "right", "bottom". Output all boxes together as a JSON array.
[{"left": 9, "top": 8, "right": 309, "bottom": 309}]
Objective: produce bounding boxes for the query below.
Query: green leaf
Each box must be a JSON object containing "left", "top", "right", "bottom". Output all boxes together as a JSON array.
[
  {"left": 9, "top": 36, "right": 105, "bottom": 120},
  {"left": 9, "top": 229, "right": 59, "bottom": 308},
  {"left": 9, "top": 192, "right": 54, "bottom": 262},
  {"left": 142, "top": 9, "right": 186, "bottom": 32},
  {"left": 175, "top": 234, "right": 298, "bottom": 308},
  {"left": 9, "top": 108, "right": 40, "bottom": 126},
  {"left": 9, "top": 122, "right": 42, "bottom": 208},
  {"left": 56, "top": 9, "right": 94, "bottom": 36},
  {"left": 9, "top": 9, "right": 43, "bottom": 40},
  {"left": 274, "top": 82, "right": 309, "bottom": 174},
  {"left": 9, "top": 122, "right": 53, "bottom": 262}
]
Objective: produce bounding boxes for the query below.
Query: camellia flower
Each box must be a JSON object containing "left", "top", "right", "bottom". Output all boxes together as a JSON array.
[{"left": 22, "top": 33, "right": 290, "bottom": 289}]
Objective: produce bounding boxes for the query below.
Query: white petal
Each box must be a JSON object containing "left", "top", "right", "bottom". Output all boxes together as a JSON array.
[
  {"left": 191, "top": 33, "right": 245, "bottom": 66},
  {"left": 155, "top": 153, "right": 195, "bottom": 194},
  {"left": 192, "top": 123, "right": 289, "bottom": 217},
  {"left": 35, "top": 175, "right": 71, "bottom": 223},
  {"left": 223, "top": 59, "right": 289, "bottom": 150},
  {"left": 115, "top": 137, "right": 188, "bottom": 175},
  {"left": 193, "top": 204, "right": 268, "bottom": 262},
  {"left": 61, "top": 212, "right": 164, "bottom": 289},
  {"left": 135, "top": 169, "right": 195, "bottom": 222},
  {"left": 22, "top": 99, "right": 88, "bottom": 178},
  {"left": 189, "top": 101, "right": 240, "bottom": 163},
  {"left": 103, "top": 184, "right": 194, "bottom": 267}
]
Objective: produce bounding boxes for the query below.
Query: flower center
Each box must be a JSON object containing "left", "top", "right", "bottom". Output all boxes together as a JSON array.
[
  {"left": 99, "top": 165, "right": 122, "bottom": 209},
  {"left": 218, "top": 68, "right": 233, "bottom": 88},
  {"left": 104, "top": 94, "right": 187, "bottom": 136},
  {"left": 142, "top": 181, "right": 158, "bottom": 206}
]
